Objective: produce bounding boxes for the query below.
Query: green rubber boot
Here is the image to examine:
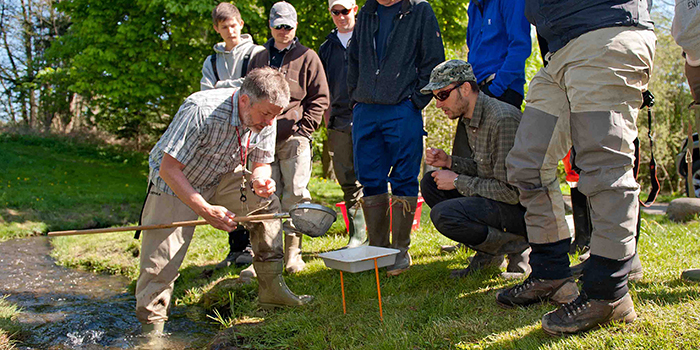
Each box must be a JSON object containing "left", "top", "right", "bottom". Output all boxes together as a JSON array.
[
  {"left": 254, "top": 261, "right": 313, "bottom": 309},
  {"left": 345, "top": 203, "right": 368, "bottom": 248}
]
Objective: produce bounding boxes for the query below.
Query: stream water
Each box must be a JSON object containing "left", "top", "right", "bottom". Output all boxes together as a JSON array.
[{"left": 0, "top": 237, "right": 217, "bottom": 349}]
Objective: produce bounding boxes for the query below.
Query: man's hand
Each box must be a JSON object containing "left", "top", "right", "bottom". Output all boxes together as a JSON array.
[
  {"left": 432, "top": 170, "right": 459, "bottom": 190},
  {"left": 426, "top": 147, "right": 451, "bottom": 168},
  {"left": 199, "top": 204, "right": 238, "bottom": 232},
  {"left": 252, "top": 178, "right": 276, "bottom": 198}
]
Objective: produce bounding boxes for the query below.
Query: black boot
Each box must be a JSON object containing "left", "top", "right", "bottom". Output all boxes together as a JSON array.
[{"left": 216, "top": 225, "right": 251, "bottom": 269}]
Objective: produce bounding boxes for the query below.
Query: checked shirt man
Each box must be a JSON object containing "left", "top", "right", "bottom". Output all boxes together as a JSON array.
[{"left": 135, "top": 68, "right": 312, "bottom": 335}]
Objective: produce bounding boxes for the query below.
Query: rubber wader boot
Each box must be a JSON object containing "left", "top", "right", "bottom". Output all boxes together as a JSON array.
[
  {"left": 141, "top": 322, "right": 165, "bottom": 335},
  {"left": 569, "top": 187, "right": 591, "bottom": 254},
  {"left": 284, "top": 233, "right": 306, "bottom": 274},
  {"left": 361, "top": 193, "right": 391, "bottom": 248},
  {"left": 451, "top": 251, "right": 504, "bottom": 278},
  {"left": 345, "top": 203, "right": 368, "bottom": 248},
  {"left": 681, "top": 268, "right": 700, "bottom": 282},
  {"left": 387, "top": 196, "right": 417, "bottom": 277},
  {"left": 453, "top": 226, "right": 530, "bottom": 278},
  {"left": 254, "top": 261, "right": 313, "bottom": 308}
]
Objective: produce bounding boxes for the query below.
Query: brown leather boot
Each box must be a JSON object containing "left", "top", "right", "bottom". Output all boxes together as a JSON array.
[
  {"left": 254, "top": 261, "right": 313, "bottom": 308},
  {"left": 284, "top": 233, "right": 306, "bottom": 274},
  {"left": 542, "top": 291, "right": 636, "bottom": 336},
  {"left": 496, "top": 277, "right": 580, "bottom": 308},
  {"left": 360, "top": 193, "right": 391, "bottom": 247},
  {"left": 387, "top": 196, "right": 417, "bottom": 277}
]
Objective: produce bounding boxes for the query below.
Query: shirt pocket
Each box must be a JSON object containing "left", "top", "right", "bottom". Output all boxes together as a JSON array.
[
  {"left": 473, "top": 150, "right": 493, "bottom": 177},
  {"left": 284, "top": 67, "right": 305, "bottom": 101}
]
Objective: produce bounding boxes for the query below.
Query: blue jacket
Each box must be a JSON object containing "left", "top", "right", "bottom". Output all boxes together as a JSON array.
[
  {"left": 525, "top": 0, "right": 653, "bottom": 53},
  {"left": 466, "top": 0, "right": 531, "bottom": 97}
]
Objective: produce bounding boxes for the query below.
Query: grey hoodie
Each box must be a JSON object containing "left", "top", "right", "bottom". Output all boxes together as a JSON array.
[
  {"left": 672, "top": 0, "right": 700, "bottom": 66},
  {"left": 201, "top": 34, "right": 265, "bottom": 90}
]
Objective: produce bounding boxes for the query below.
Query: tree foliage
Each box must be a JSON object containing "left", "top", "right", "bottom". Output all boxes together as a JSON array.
[{"left": 36, "top": 0, "right": 468, "bottom": 145}]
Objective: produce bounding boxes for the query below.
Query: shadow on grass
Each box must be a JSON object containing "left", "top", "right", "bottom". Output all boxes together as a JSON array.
[{"left": 631, "top": 279, "right": 700, "bottom": 304}]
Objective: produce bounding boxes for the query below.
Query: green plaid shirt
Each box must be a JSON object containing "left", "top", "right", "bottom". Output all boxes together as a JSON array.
[
  {"left": 148, "top": 88, "right": 276, "bottom": 196},
  {"left": 451, "top": 92, "right": 521, "bottom": 205}
]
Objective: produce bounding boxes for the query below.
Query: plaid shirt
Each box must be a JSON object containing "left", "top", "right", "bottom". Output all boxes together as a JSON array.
[
  {"left": 451, "top": 92, "right": 521, "bottom": 205},
  {"left": 148, "top": 88, "right": 276, "bottom": 196}
]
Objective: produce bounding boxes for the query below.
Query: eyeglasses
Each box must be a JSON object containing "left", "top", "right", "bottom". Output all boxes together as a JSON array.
[
  {"left": 434, "top": 82, "right": 465, "bottom": 101},
  {"left": 331, "top": 8, "right": 352, "bottom": 16},
  {"left": 273, "top": 24, "right": 294, "bottom": 30}
]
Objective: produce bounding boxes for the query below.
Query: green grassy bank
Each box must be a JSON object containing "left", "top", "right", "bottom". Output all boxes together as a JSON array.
[{"left": 0, "top": 132, "right": 148, "bottom": 241}]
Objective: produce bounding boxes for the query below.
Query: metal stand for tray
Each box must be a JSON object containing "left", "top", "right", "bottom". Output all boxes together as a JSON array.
[{"left": 338, "top": 258, "right": 384, "bottom": 321}]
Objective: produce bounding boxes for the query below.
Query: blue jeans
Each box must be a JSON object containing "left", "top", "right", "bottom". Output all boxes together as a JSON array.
[{"left": 352, "top": 99, "right": 425, "bottom": 197}]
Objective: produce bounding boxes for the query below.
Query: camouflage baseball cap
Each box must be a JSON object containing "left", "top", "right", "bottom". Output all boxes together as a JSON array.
[{"left": 420, "top": 60, "right": 476, "bottom": 95}]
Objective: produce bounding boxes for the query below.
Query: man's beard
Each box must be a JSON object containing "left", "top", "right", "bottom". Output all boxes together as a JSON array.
[{"left": 240, "top": 110, "right": 263, "bottom": 133}]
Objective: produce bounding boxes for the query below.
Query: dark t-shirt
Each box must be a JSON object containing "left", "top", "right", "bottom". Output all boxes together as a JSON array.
[
  {"left": 269, "top": 45, "right": 290, "bottom": 68},
  {"left": 375, "top": 1, "right": 402, "bottom": 63}
]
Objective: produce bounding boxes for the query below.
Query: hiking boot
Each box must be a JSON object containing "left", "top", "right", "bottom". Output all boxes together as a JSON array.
[
  {"left": 450, "top": 252, "right": 505, "bottom": 278},
  {"left": 681, "top": 268, "right": 700, "bottom": 282},
  {"left": 541, "top": 291, "right": 636, "bottom": 336},
  {"left": 571, "top": 253, "right": 643, "bottom": 282},
  {"left": 387, "top": 196, "right": 417, "bottom": 277},
  {"left": 496, "top": 277, "right": 579, "bottom": 308}
]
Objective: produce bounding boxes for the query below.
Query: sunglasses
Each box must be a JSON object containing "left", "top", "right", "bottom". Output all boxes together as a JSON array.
[
  {"left": 273, "top": 24, "right": 294, "bottom": 30},
  {"left": 331, "top": 8, "right": 352, "bottom": 16},
  {"left": 434, "top": 82, "right": 465, "bottom": 101}
]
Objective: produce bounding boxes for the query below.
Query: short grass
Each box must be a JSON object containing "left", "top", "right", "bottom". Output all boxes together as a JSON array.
[
  {"left": 0, "top": 296, "right": 23, "bottom": 350},
  {"left": 0, "top": 132, "right": 148, "bottom": 241},
  {"left": 7, "top": 133, "right": 700, "bottom": 349},
  {"left": 51, "top": 186, "right": 700, "bottom": 348}
]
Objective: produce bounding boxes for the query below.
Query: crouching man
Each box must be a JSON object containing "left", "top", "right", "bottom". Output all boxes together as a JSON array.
[
  {"left": 419, "top": 60, "right": 530, "bottom": 279},
  {"left": 135, "top": 67, "right": 312, "bottom": 334}
]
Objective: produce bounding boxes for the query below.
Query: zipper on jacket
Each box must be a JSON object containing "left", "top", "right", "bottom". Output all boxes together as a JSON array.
[{"left": 372, "top": 5, "right": 409, "bottom": 101}]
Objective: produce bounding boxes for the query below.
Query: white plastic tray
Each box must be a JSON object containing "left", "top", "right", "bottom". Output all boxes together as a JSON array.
[{"left": 318, "top": 246, "right": 400, "bottom": 273}]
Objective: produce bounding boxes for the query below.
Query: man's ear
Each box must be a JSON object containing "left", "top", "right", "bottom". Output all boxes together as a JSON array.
[
  {"left": 239, "top": 93, "right": 250, "bottom": 109},
  {"left": 353, "top": 5, "right": 359, "bottom": 13},
  {"left": 239, "top": 19, "right": 245, "bottom": 28}
]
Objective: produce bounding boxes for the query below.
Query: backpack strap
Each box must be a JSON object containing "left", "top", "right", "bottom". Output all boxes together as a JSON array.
[
  {"left": 210, "top": 54, "right": 220, "bottom": 82},
  {"left": 240, "top": 45, "right": 256, "bottom": 78}
]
